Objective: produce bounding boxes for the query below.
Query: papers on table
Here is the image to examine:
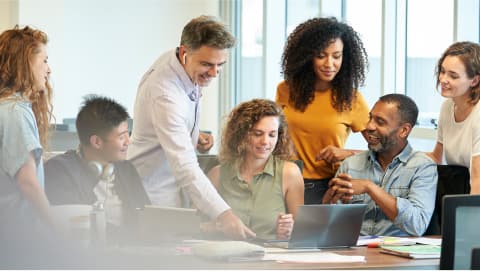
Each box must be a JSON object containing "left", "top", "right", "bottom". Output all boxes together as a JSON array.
[
  {"left": 356, "top": 236, "right": 416, "bottom": 246},
  {"left": 357, "top": 236, "right": 441, "bottom": 246},
  {"left": 263, "top": 252, "right": 365, "bottom": 263},
  {"left": 410, "top": 237, "right": 442, "bottom": 246},
  {"left": 264, "top": 247, "right": 321, "bottom": 253},
  {"left": 191, "top": 241, "right": 265, "bottom": 261}
]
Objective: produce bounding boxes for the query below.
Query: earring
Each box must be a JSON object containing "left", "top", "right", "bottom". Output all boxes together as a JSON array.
[{"left": 183, "top": 53, "right": 187, "bottom": 65}]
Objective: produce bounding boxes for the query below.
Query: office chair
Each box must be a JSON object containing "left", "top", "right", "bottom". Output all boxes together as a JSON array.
[
  {"left": 292, "top": 159, "right": 304, "bottom": 173},
  {"left": 425, "top": 165, "right": 470, "bottom": 235},
  {"left": 197, "top": 154, "right": 219, "bottom": 175}
]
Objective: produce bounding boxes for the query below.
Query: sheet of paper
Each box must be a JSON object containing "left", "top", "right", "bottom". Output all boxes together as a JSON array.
[
  {"left": 263, "top": 252, "right": 365, "bottom": 263},
  {"left": 410, "top": 237, "right": 442, "bottom": 246},
  {"left": 356, "top": 236, "right": 416, "bottom": 246},
  {"left": 356, "top": 236, "right": 384, "bottom": 246},
  {"left": 264, "top": 247, "right": 321, "bottom": 253}
]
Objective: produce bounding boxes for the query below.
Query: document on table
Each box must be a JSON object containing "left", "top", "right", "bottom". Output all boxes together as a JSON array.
[
  {"left": 356, "top": 236, "right": 416, "bottom": 246},
  {"left": 263, "top": 252, "right": 365, "bottom": 263},
  {"left": 264, "top": 247, "right": 321, "bottom": 253},
  {"left": 410, "top": 237, "right": 442, "bottom": 246}
]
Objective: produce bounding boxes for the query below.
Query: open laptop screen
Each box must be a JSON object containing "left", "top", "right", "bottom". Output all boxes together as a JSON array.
[{"left": 286, "top": 204, "right": 367, "bottom": 249}]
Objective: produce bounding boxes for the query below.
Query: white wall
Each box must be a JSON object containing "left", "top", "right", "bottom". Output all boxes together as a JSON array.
[
  {"left": 0, "top": 0, "right": 18, "bottom": 31},
  {"left": 14, "top": 0, "right": 221, "bottom": 143}
]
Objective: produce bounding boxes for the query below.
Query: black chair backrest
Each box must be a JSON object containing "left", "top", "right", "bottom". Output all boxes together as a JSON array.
[
  {"left": 425, "top": 165, "right": 470, "bottom": 235},
  {"left": 197, "top": 154, "right": 219, "bottom": 175},
  {"left": 293, "top": 159, "right": 304, "bottom": 173}
]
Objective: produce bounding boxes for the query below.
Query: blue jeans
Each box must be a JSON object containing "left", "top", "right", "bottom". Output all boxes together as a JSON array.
[{"left": 303, "top": 179, "right": 330, "bottom": 204}]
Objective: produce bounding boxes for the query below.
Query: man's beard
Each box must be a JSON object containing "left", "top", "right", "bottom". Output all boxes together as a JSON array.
[{"left": 367, "top": 130, "right": 398, "bottom": 153}]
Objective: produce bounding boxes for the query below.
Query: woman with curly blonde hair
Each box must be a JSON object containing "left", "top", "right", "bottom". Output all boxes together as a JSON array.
[
  {"left": 0, "top": 25, "right": 54, "bottom": 229},
  {"left": 276, "top": 17, "right": 370, "bottom": 204},
  {"left": 208, "top": 99, "right": 304, "bottom": 240}
]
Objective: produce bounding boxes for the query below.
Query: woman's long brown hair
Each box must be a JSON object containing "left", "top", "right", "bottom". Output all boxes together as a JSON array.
[{"left": 0, "top": 25, "right": 53, "bottom": 148}]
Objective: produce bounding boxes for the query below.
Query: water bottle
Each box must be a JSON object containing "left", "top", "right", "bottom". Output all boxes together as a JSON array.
[
  {"left": 90, "top": 201, "right": 106, "bottom": 246},
  {"left": 104, "top": 193, "right": 123, "bottom": 227}
]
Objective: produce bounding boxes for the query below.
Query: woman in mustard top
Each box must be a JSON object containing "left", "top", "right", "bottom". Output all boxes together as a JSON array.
[
  {"left": 276, "top": 17, "right": 369, "bottom": 204},
  {"left": 207, "top": 99, "right": 304, "bottom": 240}
]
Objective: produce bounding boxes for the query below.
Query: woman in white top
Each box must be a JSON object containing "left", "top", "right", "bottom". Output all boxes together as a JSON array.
[{"left": 429, "top": 41, "right": 480, "bottom": 194}]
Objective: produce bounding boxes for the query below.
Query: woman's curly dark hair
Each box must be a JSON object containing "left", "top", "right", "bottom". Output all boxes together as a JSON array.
[
  {"left": 281, "top": 17, "right": 368, "bottom": 112},
  {"left": 219, "top": 99, "right": 293, "bottom": 167}
]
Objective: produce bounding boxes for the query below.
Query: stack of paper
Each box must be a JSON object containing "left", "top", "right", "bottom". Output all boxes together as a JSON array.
[
  {"left": 380, "top": 245, "right": 441, "bottom": 259},
  {"left": 357, "top": 236, "right": 419, "bottom": 246},
  {"left": 191, "top": 241, "right": 265, "bottom": 261},
  {"left": 263, "top": 252, "right": 365, "bottom": 263}
]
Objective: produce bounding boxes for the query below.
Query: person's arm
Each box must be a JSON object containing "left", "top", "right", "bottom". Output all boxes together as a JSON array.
[
  {"left": 206, "top": 165, "right": 221, "bottom": 190},
  {"left": 387, "top": 161, "right": 438, "bottom": 236},
  {"left": 427, "top": 142, "right": 443, "bottom": 164},
  {"left": 360, "top": 180, "right": 398, "bottom": 221},
  {"left": 276, "top": 213, "right": 293, "bottom": 240},
  {"left": 315, "top": 146, "right": 362, "bottom": 164},
  {"left": 323, "top": 161, "right": 354, "bottom": 204},
  {"left": 17, "top": 153, "right": 54, "bottom": 228},
  {"left": 315, "top": 91, "right": 369, "bottom": 164},
  {"left": 151, "top": 91, "right": 230, "bottom": 218},
  {"left": 326, "top": 166, "right": 437, "bottom": 237},
  {"left": 276, "top": 161, "right": 304, "bottom": 239},
  {"left": 470, "top": 155, "right": 480, "bottom": 194},
  {"left": 282, "top": 161, "right": 304, "bottom": 218}
]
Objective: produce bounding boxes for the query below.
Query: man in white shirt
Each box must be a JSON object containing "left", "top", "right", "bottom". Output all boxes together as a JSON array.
[{"left": 127, "top": 15, "right": 255, "bottom": 239}]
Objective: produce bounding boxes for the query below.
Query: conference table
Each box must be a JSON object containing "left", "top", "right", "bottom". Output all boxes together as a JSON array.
[
  {"left": 5, "top": 237, "right": 440, "bottom": 269},
  {"left": 99, "top": 243, "right": 440, "bottom": 270}
]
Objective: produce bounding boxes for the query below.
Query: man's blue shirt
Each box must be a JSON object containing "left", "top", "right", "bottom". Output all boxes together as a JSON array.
[{"left": 337, "top": 143, "right": 437, "bottom": 236}]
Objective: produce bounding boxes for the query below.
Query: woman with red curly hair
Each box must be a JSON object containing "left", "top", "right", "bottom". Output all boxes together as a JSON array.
[
  {"left": 0, "top": 25, "right": 54, "bottom": 230},
  {"left": 207, "top": 99, "right": 304, "bottom": 240}
]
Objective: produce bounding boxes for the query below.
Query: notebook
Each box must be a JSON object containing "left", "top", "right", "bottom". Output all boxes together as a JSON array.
[
  {"left": 137, "top": 205, "right": 201, "bottom": 243},
  {"left": 265, "top": 204, "right": 367, "bottom": 249},
  {"left": 380, "top": 245, "right": 441, "bottom": 259}
]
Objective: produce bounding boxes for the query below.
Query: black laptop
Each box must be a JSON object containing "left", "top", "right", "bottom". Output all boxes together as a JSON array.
[{"left": 265, "top": 204, "right": 367, "bottom": 249}]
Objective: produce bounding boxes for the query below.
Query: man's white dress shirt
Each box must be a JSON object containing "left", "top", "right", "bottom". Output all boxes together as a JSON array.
[{"left": 127, "top": 49, "right": 229, "bottom": 219}]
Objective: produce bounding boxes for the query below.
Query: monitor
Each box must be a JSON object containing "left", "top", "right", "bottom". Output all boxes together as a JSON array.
[{"left": 440, "top": 194, "right": 480, "bottom": 270}]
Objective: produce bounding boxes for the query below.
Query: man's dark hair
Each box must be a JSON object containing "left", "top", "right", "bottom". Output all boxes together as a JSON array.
[
  {"left": 379, "top": 94, "right": 418, "bottom": 127},
  {"left": 76, "top": 95, "right": 130, "bottom": 146}
]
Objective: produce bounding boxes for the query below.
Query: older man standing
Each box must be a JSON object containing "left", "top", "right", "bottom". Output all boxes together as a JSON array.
[{"left": 127, "top": 15, "right": 254, "bottom": 239}]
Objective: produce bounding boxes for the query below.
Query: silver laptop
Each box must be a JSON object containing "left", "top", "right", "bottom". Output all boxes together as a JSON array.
[
  {"left": 137, "top": 205, "right": 201, "bottom": 243},
  {"left": 266, "top": 204, "right": 367, "bottom": 249}
]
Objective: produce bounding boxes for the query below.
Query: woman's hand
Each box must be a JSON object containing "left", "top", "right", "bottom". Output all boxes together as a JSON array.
[{"left": 276, "top": 213, "right": 294, "bottom": 240}]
